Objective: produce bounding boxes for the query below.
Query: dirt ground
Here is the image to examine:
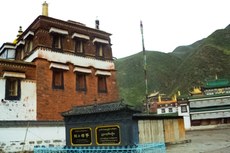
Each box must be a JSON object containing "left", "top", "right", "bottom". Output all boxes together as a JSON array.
[{"left": 166, "top": 127, "right": 230, "bottom": 153}]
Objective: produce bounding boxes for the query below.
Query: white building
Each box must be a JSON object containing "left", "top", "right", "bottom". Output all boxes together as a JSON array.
[
  {"left": 178, "top": 79, "right": 230, "bottom": 130},
  {"left": 177, "top": 97, "right": 191, "bottom": 129}
]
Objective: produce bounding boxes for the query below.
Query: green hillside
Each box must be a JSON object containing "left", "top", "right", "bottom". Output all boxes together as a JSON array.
[
  {"left": 115, "top": 25, "right": 230, "bottom": 106},
  {"left": 115, "top": 51, "right": 181, "bottom": 106},
  {"left": 171, "top": 39, "right": 204, "bottom": 59}
]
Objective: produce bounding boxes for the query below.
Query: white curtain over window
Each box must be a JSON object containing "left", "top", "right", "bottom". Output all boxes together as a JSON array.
[
  {"left": 73, "top": 67, "right": 92, "bottom": 73},
  {"left": 3, "top": 72, "right": 26, "bottom": 78},
  {"left": 95, "top": 70, "right": 111, "bottom": 76},
  {"left": 72, "top": 33, "right": 90, "bottom": 40},
  {"left": 23, "top": 31, "right": 34, "bottom": 40},
  {"left": 49, "top": 63, "right": 69, "bottom": 70},
  {"left": 93, "top": 38, "right": 109, "bottom": 44},
  {"left": 49, "top": 27, "right": 68, "bottom": 35}
]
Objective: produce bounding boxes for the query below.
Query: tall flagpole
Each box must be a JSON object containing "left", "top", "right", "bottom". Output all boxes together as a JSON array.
[{"left": 140, "top": 21, "right": 149, "bottom": 113}]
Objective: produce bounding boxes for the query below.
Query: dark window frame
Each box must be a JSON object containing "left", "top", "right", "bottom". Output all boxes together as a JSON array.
[
  {"left": 5, "top": 77, "right": 21, "bottom": 100},
  {"left": 19, "top": 47, "right": 25, "bottom": 60},
  {"left": 181, "top": 105, "right": 188, "bottom": 113},
  {"left": 52, "top": 34, "right": 63, "bottom": 51},
  {"left": 74, "top": 38, "right": 85, "bottom": 55},
  {"left": 96, "top": 43, "right": 104, "bottom": 59},
  {"left": 98, "top": 75, "right": 107, "bottom": 93},
  {"left": 52, "top": 69, "right": 64, "bottom": 89},
  {"left": 25, "top": 39, "right": 33, "bottom": 53},
  {"left": 168, "top": 107, "right": 173, "bottom": 112},
  {"left": 76, "top": 72, "right": 87, "bottom": 92},
  {"left": 15, "top": 44, "right": 25, "bottom": 60}
]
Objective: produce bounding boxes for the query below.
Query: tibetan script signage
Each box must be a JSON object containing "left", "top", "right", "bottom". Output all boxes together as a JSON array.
[
  {"left": 70, "top": 128, "right": 92, "bottom": 146},
  {"left": 96, "top": 125, "right": 120, "bottom": 145}
]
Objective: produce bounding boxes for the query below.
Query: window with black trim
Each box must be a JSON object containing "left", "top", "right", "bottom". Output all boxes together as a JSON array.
[
  {"left": 52, "top": 69, "right": 64, "bottom": 89},
  {"left": 169, "top": 107, "right": 173, "bottom": 112},
  {"left": 5, "top": 77, "right": 21, "bottom": 100},
  {"left": 181, "top": 105, "right": 187, "bottom": 113},
  {"left": 98, "top": 75, "right": 107, "bottom": 93},
  {"left": 76, "top": 73, "right": 87, "bottom": 91},
  {"left": 161, "top": 108, "right": 165, "bottom": 114},
  {"left": 96, "top": 43, "right": 104, "bottom": 58},
  {"left": 75, "top": 39, "right": 84, "bottom": 54},
  {"left": 25, "top": 39, "right": 33, "bottom": 53},
  {"left": 52, "top": 34, "right": 62, "bottom": 50},
  {"left": 19, "top": 47, "right": 25, "bottom": 60}
]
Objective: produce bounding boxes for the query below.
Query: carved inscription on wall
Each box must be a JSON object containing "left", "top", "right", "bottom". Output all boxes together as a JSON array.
[
  {"left": 70, "top": 128, "right": 92, "bottom": 146},
  {"left": 96, "top": 125, "right": 120, "bottom": 145}
]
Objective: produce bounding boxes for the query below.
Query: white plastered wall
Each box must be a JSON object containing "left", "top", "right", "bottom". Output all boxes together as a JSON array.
[
  {"left": 178, "top": 104, "right": 191, "bottom": 129},
  {"left": 0, "top": 78, "right": 36, "bottom": 120},
  {"left": 0, "top": 126, "right": 65, "bottom": 152}
]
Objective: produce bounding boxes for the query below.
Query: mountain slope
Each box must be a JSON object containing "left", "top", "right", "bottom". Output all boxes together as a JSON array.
[
  {"left": 115, "top": 51, "right": 181, "bottom": 106},
  {"left": 171, "top": 39, "right": 204, "bottom": 59},
  {"left": 115, "top": 25, "right": 230, "bottom": 106},
  {"left": 171, "top": 26, "right": 230, "bottom": 94}
]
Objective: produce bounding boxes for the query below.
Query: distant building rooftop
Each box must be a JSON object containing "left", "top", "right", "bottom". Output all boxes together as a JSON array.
[
  {"left": 189, "top": 93, "right": 230, "bottom": 100},
  {"left": 203, "top": 79, "right": 230, "bottom": 89}
]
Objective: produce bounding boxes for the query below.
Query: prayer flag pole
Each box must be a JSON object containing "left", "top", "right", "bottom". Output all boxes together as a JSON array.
[{"left": 140, "top": 21, "right": 149, "bottom": 113}]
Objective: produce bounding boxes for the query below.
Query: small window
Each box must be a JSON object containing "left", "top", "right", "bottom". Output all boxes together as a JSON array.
[
  {"left": 98, "top": 75, "right": 107, "bottom": 93},
  {"left": 96, "top": 43, "right": 104, "bottom": 58},
  {"left": 75, "top": 39, "right": 84, "bottom": 54},
  {"left": 52, "top": 69, "right": 64, "bottom": 89},
  {"left": 169, "top": 108, "right": 173, "bottom": 112},
  {"left": 25, "top": 39, "right": 33, "bottom": 53},
  {"left": 5, "top": 78, "right": 21, "bottom": 100},
  {"left": 20, "top": 48, "right": 25, "bottom": 60},
  {"left": 161, "top": 108, "right": 165, "bottom": 114},
  {"left": 52, "top": 34, "right": 62, "bottom": 50},
  {"left": 76, "top": 73, "right": 87, "bottom": 91},
  {"left": 181, "top": 105, "right": 187, "bottom": 113}
]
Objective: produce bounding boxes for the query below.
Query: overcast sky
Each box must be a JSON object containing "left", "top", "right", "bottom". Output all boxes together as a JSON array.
[{"left": 1, "top": 0, "right": 230, "bottom": 58}]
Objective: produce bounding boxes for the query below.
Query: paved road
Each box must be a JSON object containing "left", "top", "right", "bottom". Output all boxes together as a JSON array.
[{"left": 166, "top": 128, "right": 230, "bottom": 153}]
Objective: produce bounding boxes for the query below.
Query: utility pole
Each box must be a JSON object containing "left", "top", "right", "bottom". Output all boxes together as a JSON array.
[{"left": 140, "top": 21, "right": 149, "bottom": 113}]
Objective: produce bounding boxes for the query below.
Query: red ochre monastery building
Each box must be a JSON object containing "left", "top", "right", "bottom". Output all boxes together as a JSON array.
[{"left": 0, "top": 2, "right": 119, "bottom": 121}]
